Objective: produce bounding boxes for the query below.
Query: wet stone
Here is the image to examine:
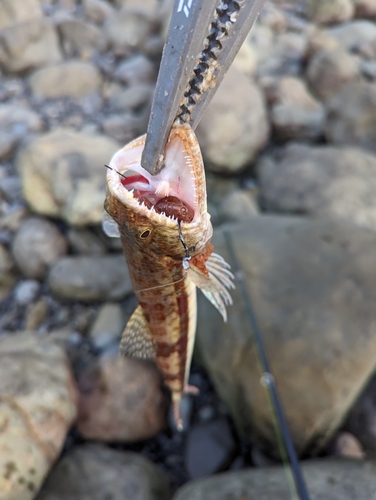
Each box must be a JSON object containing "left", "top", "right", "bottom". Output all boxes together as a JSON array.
[
  {"left": 0, "top": 17, "right": 62, "bottom": 73},
  {"left": 173, "top": 459, "right": 376, "bottom": 500},
  {"left": 307, "top": 0, "right": 355, "bottom": 25},
  {"left": 89, "top": 302, "right": 123, "bottom": 350},
  {"left": 325, "top": 82, "right": 376, "bottom": 153},
  {"left": 48, "top": 254, "right": 133, "bottom": 301},
  {"left": 36, "top": 444, "right": 172, "bottom": 500},
  {"left": 184, "top": 418, "right": 236, "bottom": 480},
  {"left": 28, "top": 61, "right": 102, "bottom": 99},
  {"left": 57, "top": 18, "right": 106, "bottom": 58},
  {"left": 13, "top": 279, "right": 40, "bottom": 306},
  {"left": 0, "top": 332, "right": 77, "bottom": 500},
  {"left": 197, "top": 217, "right": 376, "bottom": 456},
  {"left": 77, "top": 355, "right": 167, "bottom": 441},
  {"left": 114, "top": 54, "right": 156, "bottom": 85},
  {"left": 12, "top": 217, "right": 68, "bottom": 280}
]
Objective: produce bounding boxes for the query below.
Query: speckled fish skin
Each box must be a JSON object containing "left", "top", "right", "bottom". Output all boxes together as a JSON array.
[{"left": 104, "top": 123, "right": 234, "bottom": 428}]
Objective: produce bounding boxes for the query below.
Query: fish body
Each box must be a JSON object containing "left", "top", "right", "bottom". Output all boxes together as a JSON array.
[{"left": 104, "top": 123, "right": 234, "bottom": 428}]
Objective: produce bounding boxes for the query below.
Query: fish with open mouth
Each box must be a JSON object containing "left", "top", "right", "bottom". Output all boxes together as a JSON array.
[{"left": 103, "top": 122, "right": 234, "bottom": 429}]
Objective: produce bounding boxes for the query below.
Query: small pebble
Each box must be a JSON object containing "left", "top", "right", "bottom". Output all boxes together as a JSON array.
[
  {"left": 13, "top": 279, "right": 40, "bottom": 306},
  {"left": 184, "top": 418, "right": 237, "bottom": 479}
]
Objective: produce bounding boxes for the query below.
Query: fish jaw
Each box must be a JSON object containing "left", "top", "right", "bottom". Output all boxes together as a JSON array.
[{"left": 105, "top": 123, "right": 212, "bottom": 259}]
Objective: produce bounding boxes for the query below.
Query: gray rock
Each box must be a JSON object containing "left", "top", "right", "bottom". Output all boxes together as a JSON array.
[
  {"left": 173, "top": 459, "right": 376, "bottom": 500},
  {"left": 185, "top": 418, "right": 236, "bottom": 479},
  {"left": 256, "top": 32, "right": 307, "bottom": 78},
  {"left": 36, "top": 444, "right": 172, "bottom": 500},
  {"left": 12, "top": 217, "right": 68, "bottom": 279},
  {"left": 0, "top": 332, "right": 77, "bottom": 500},
  {"left": 48, "top": 254, "right": 133, "bottom": 301},
  {"left": 13, "top": 279, "right": 40, "bottom": 305},
  {"left": 0, "top": 175, "right": 23, "bottom": 202},
  {"left": 307, "top": 0, "right": 355, "bottom": 24},
  {"left": 258, "top": 144, "right": 376, "bottom": 232},
  {"left": 346, "top": 376, "right": 376, "bottom": 452},
  {"left": 89, "top": 302, "right": 123, "bottom": 349},
  {"left": 197, "top": 66, "right": 269, "bottom": 173},
  {"left": 57, "top": 18, "right": 106, "bottom": 58},
  {"left": 102, "top": 112, "right": 147, "bottom": 144},
  {"left": 196, "top": 217, "right": 376, "bottom": 456},
  {"left": 360, "top": 60, "right": 376, "bottom": 80},
  {"left": 327, "top": 20, "right": 376, "bottom": 53},
  {"left": 104, "top": 7, "right": 157, "bottom": 53},
  {"left": 17, "top": 129, "right": 119, "bottom": 226},
  {"left": 109, "top": 84, "right": 153, "bottom": 112},
  {"left": 266, "top": 76, "right": 324, "bottom": 140},
  {"left": 114, "top": 54, "right": 155, "bottom": 86},
  {"left": 77, "top": 355, "right": 167, "bottom": 441},
  {"left": 306, "top": 48, "right": 359, "bottom": 102},
  {"left": 0, "top": 103, "right": 43, "bottom": 134},
  {"left": 0, "top": 0, "right": 41, "bottom": 28},
  {"left": 325, "top": 82, "right": 376, "bottom": 153},
  {"left": 219, "top": 189, "right": 258, "bottom": 222},
  {"left": 83, "top": 0, "right": 115, "bottom": 24},
  {"left": 0, "top": 17, "right": 62, "bottom": 73},
  {"left": 29, "top": 61, "right": 102, "bottom": 99},
  {"left": 67, "top": 227, "right": 106, "bottom": 255}
]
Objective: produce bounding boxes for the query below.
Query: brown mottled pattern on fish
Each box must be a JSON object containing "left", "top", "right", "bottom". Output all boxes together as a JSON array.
[{"left": 104, "top": 123, "right": 234, "bottom": 428}]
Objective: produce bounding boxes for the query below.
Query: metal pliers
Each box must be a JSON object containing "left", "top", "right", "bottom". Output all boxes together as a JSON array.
[{"left": 141, "top": 0, "right": 266, "bottom": 175}]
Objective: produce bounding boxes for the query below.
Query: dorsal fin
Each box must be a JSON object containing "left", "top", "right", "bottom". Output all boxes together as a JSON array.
[{"left": 119, "top": 305, "right": 156, "bottom": 359}]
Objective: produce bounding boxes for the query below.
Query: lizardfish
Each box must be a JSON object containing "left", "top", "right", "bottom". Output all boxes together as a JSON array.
[{"left": 103, "top": 123, "right": 234, "bottom": 429}]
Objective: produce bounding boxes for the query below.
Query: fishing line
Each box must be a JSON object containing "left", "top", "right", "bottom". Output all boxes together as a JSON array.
[
  {"left": 134, "top": 273, "right": 187, "bottom": 294},
  {"left": 223, "top": 229, "right": 311, "bottom": 500},
  {"left": 104, "top": 164, "right": 128, "bottom": 179}
]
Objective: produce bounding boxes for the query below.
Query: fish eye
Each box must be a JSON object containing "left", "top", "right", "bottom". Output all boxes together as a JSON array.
[
  {"left": 140, "top": 228, "right": 151, "bottom": 239},
  {"left": 180, "top": 206, "right": 187, "bottom": 215}
]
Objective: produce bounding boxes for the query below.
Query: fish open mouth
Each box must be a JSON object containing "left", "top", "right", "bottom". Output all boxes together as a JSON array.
[{"left": 109, "top": 135, "right": 198, "bottom": 222}]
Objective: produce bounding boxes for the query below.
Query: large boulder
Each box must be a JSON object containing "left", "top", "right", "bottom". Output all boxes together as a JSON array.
[{"left": 197, "top": 217, "right": 376, "bottom": 456}]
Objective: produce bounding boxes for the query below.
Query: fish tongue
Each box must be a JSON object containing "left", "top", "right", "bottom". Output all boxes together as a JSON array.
[{"left": 120, "top": 174, "right": 149, "bottom": 188}]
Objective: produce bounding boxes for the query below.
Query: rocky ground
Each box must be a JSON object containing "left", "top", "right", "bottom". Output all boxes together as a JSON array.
[{"left": 2, "top": 0, "right": 376, "bottom": 499}]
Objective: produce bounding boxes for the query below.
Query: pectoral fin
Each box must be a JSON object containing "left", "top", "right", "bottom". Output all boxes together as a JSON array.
[
  {"left": 119, "top": 305, "right": 156, "bottom": 359},
  {"left": 187, "top": 252, "right": 235, "bottom": 323}
]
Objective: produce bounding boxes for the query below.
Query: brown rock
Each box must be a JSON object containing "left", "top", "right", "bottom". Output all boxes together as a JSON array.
[
  {"left": 197, "top": 66, "right": 269, "bottom": 173},
  {"left": 0, "top": 244, "right": 15, "bottom": 300},
  {"left": 29, "top": 61, "right": 102, "bottom": 99},
  {"left": 307, "top": 0, "right": 354, "bottom": 24},
  {"left": 77, "top": 355, "right": 167, "bottom": 441},
  {"left": 104, "top": 6, "right": 157, "bottom": 52},
  {"left": 0, "top": 0, "right": 42, "bottom": 29},
  {"left": 0, "top": 332, "right": 77, "bottom": 500},
  {"left": 267, "top": 76, "right": 324, "bottom": 140},
  {"left": 334, "top": 432, "right": 365, "bottom": 459},
  {"left": 17, "top": 129, "right": 119, "bottom": 226},
  {"left": 0, "top": 17, "right": 62, "bottom": 73},
  {"left": 353, "top": 0, "right": 376, "bottom": 18}
]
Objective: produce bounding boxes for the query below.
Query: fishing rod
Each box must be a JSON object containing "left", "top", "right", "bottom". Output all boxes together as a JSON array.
[{"left": 223, "top": 229, "right": 311, "bottom": 500}]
